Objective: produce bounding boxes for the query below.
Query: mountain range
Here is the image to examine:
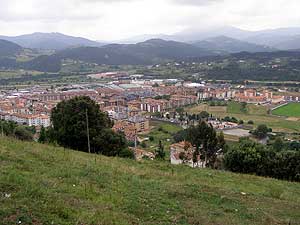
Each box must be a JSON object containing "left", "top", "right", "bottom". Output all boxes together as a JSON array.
[
  {"left": 1, "top": 26, "right": 300, "bottom": 73},
  {"left": 0, "top": 38, "right": 219, "bottom": 72},
  {"left": 2, "top": 26, "right": 300, "bottom": 52},
  {"left": 119, "top": 26, "right": 300, "bottom": 51},
  {"left": 0, "top": 32, "right": 105, "bottom": 50},
  {"left": 192, "top": 36, "right": 273, "bottom": 53}
]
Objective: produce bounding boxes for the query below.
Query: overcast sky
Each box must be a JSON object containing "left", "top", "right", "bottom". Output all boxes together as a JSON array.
[{"left": 0, "top": 0, "right": 300, "bottom": 41}]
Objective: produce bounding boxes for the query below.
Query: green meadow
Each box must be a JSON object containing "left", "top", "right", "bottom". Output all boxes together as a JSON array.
[{"left": 0, "top": 137, "right": 299, "bottom": 225}]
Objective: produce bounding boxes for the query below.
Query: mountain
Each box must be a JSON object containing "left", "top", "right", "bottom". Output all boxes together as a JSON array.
[
  {"left": 116, "top": 34, "right": 178, "bottom": 44},
  {"left": 273, "top": 35, "right": 300, "bottom": 50},
  {"left": 0, "top": 32, "right": 105, "bottom": 50},
  {"left": 244, "top": 27, "right": 300, "bottom": 48},
  {"left": 193, "top": 36, "right": 274, "bottom": 53},
  {"left": 0, "top": 39, "right": 218, "bottom": 72},
  {"left": 0, "top": 39, "right": 22, "bottom": 57},
  {"left": 175, "top": 26, "right": 254, "bottom": 42},
  {"left": 57, "top": 39, "right": 217, "bottom": 65},
  {"left": 123, "top": 26, "right": 300, "bottom": 50}
]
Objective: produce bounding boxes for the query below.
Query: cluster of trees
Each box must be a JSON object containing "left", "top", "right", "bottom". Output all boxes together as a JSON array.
[
  {"left": 251, "top": 124, "right": 272, "bottom": 139},
  {"left": 174, "top": 120, "right": 226, "bottom": 167},
  {"left": 184, "top": 111, "right": 210, "bottom": 122},
  {"left": 223, "top": 116, "right": 239, "bottom": 123},
  {"left": 224, "top": 138, "right": 300, "bottom": 182},
  {"left": 208, "top": 101, "right": 228, "bottom": 107},
  {"left": 0, "top": 120, "right": 35, "bottom": 141},
  {"left": 41, "top": 96, "right": 133, "bottom": 158}
]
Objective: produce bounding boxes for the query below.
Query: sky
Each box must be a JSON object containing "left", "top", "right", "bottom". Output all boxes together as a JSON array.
[{"left": 0, "top": 0, "right": 300, "bottom": 41}]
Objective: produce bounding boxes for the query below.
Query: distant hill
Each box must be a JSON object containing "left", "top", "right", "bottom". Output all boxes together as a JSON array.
[
  {"left": 193, "top": 36, "right": 274, "bottom": 53},
  {"left": 0, "top": 32, "right": 105, "bottom": 50},
  {"left": 175, "top": 26, "right": 254, "bottom": 42},
  {"left": 0, "top": 38, "right": 218, "bottom": 72},
  {"left": 56, "top": 39, "right": 217, "bottom": 65},
  {"left": 273, "top": 35, "right": 300, "bottom": 50},
  {"left": 116, "top": 34, "right": 178, "bottom": 44},
  {"left": 0, "top": 39, "right": 22, "bottom": 57},
  {"left": 0, "top": 136, "right": 299, "bottom": 224},
  {"left": 0, "top": 39, "right": 217, "bottom": 72},
  {"left": 124, "top": 26, "right": 300, "bottom": 50}
]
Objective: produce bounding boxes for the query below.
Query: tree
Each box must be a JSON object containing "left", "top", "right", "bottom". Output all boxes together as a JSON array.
[
  {"left": 273, "top": 137, "right": 284, "bottom": 152},
  {"left": 253, "top": 124, "right": 269, "bottom": 139},
  {"left": 93, "top": 129, "right": 131, "bottom": 157},
  {"left": 217, "top": 132, "right": 226, "bottom": 152},
  {"left": 199, "top": 111, "right": 209, "bottom": 119},
  {"left": 187, "top": 120, "right": 223, "bottom": 167},
  {"left": 14, "top": 126, "right": 33, "bottom": 141},
  {"left": 155, "top": 140, "right": 166, "bottom": 160},
  {"left": 173, "top": 129, "right": 188, "bottom": 143},
  {"left": 248, "top": 120, "right": 254, "bottom": 125},
  {"left": 51, "top": 96, "right": 128, "bottom": 157},
  {"left": 38, "top": 126, "right": 47, "bottom": 143}
]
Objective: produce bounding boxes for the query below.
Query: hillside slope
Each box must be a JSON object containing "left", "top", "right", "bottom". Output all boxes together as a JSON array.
[
  {"left": 0, "top": 39, "right": 22, "bottom": 57},
  {"left": 0, "top": 137, "right": 299, "bottom": 225}
]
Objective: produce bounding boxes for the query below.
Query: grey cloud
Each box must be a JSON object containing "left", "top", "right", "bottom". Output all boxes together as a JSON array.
[
  {"left": 170, "top": 0, "right": 224, "bottom": 6},
  {"left": 0, "top": 0, "right": 103, "bottom": 22}
]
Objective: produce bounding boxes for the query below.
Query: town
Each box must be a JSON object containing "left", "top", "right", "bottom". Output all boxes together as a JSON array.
[{"left": 0, "top": 71, "right": 299, "bottom": 164}]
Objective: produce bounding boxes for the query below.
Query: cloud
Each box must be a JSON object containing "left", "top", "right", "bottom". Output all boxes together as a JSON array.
[
  {"left": 170, "top": 0, "right": 224, "bottom": 6},
  {"left": 0, "top": 0, "right": 300, "bottom": 40}
]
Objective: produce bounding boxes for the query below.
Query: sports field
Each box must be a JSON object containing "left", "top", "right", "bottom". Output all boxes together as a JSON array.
[{"left": 272, "top": 103, "right": 300, "bottom": 117}]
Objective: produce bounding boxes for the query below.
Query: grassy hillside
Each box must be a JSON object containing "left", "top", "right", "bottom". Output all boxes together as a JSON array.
[{"left": 0, "top": 137, "right": 300, "bottom": 225}]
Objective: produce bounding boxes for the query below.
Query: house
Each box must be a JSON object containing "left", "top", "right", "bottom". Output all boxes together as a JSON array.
[
  {"left": 132, "top": 148, "right": 155, "bottom": 161},
  {"left": 127, "top": 116, "right": 150, "bottom": 133},
  {"left": 170, "top": 141, "right": 205, "bottom": 168}
]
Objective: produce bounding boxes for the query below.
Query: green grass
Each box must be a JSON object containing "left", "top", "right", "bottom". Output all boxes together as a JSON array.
[
  {"left": 140, "top": 120, "right": 182, "bottom": 152},
  {"left": 0, "top": 137, "right": 300, "bottom": 224},
  {"left": 272, "top": 103, "right": 300, "bottom": 117},
  {"left": 0, "top": 70, "right": 42, "bottom": 79},
  {"left": 227, "top": 102, "right": 246, "bottom": 114}
]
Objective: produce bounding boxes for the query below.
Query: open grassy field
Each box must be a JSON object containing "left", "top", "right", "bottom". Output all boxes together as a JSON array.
[
  {"left": 272, "top": 103, "right": 300, "bottom": 117},
  {"left": 187, "top": 102, "right": 300, "bottom": 133},
  {"left": 0, "top": 70, "right": 42, "bottom": 79},
  {"left": 139, "top": 120, "right": 182, "bottom": 152},
  {"left": 0, "top": 137, "right": 300, "bottom": 225}
]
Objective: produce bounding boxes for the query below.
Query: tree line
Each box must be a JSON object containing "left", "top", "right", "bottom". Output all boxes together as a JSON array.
[{"left": 224, "top": 138, "right": 300, "bottom": 182}]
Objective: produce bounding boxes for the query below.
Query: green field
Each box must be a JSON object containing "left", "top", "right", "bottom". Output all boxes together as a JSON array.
[
  {"left": 139, "top": 120, "right": 182, "bottom": 152},
  {"left": 272, "top": 103, "right": 300, "bottom": 117},
  {"left": 0, "top": 70, "right": 42, "bottom": 79},
  {"left": 187, "top": 102, "right": 300, "bottom": 133},
  {"left": 1, "top": 137, "right": 300, "bottom": 224}
]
